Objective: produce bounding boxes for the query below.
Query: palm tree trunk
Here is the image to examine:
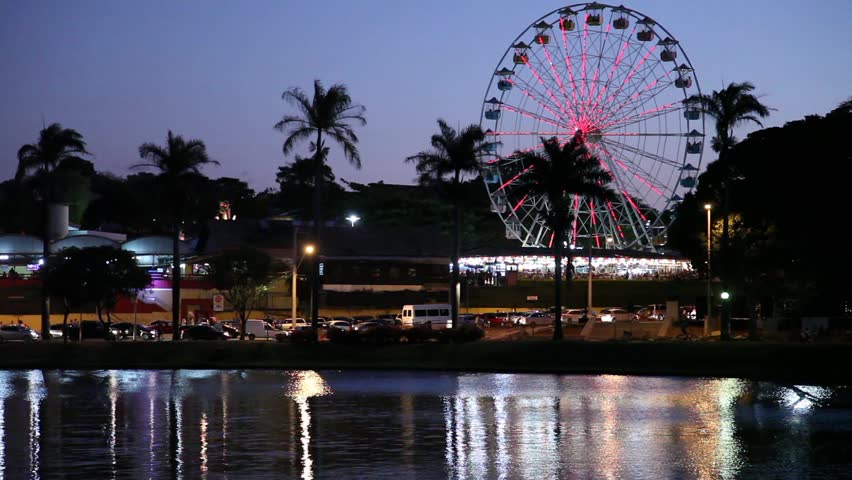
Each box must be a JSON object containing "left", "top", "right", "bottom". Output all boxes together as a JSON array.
[
  {"left": 172, "top": 230, "right": 181, "bottom": 340},
  {"left": 451, "top": 201, "right": 460, "bottom": 329},
  {"left": 553, "top": 228, "right": 564, "bottom": 340},
  {"left": 310, "top": 131, "right": 323, "bottom": 340},
  {"left": 41, "top": 202, "right": 51, "bottom": 341}
]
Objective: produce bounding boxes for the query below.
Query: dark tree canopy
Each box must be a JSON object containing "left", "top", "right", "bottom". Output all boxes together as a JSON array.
[
  {"left": 668, "top": 101, "right": 852, "bottom": 315},
  {"left": 204, "top": 247, "right": 276, "bottom": 340}
]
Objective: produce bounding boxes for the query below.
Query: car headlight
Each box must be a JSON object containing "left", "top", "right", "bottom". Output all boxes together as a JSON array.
[{"left": 30, "top": 330, "right": 39, "bottom": 338}]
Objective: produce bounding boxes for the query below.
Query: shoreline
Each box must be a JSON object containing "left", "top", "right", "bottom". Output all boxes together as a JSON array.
[{"left": 1, "top": 340, "right": 849, "bottom": 385}]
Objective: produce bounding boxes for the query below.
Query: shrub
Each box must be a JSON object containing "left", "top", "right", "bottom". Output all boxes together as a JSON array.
[
  {"left": 327, "top": 328, "right": 360, "bottom": 345},
  {"left": 436, "top": 325, "right": 485, "bottom": 344},
  {"left": 360, "top": 325, "right": 402, "bottom": 345},
  {"left": 403, "top": 326, "right": 435, "bottom": 344}
]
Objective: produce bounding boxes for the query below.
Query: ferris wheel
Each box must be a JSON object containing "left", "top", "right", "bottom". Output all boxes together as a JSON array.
[{"left": 481, "top": 3, "right": 705, "bottom": 251}]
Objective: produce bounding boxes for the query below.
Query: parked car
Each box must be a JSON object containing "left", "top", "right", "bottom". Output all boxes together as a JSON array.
[
  {"left": 510, "top": 311, "right": 539, "bottom": 324},
  {"left": 634, "top": 304, "right": 666, "bottom": 321},
  {"left": 181, "top": 325, "right": 226, "bottom": 341},
  {"left": 0, "top": 325, "right": 39, "bottom": 342},
  {"left": 352, "top": 315, "right": 376, "bottom": 325},
  {"left": 458, "top": 314, "right": 479, "bottom": 326},
  {"left": 147, "top": 320, "right": 173, "bottom": 335},
  {"left": 479, "top": 312, "right": 510, "bottom": 327},
  {"left": 281, "top": 318, "right": 308, "bottom": 331},
  {"left": 562, "top": 309, "right": 598, "bottom": 324},
  {"left": 48, "top": 323, "right": 69, "bottom": 339},
  {"left": 599, "top": 308, "right": 632, "bottom": 322},
  {"left": 353, "top": 321, "right": 382, "bottom": 332},
  {"left": 244, "top": 319, "right": 281, "bottom": 340},
  {"left": 327, "top": 320, "right": 352, "bottom": 331},
  {"left": 110, "top": 322, "right": 158, "bottom": 340},
  {"left": 517, "top": 312, "right": 554, "bottom": 326}
]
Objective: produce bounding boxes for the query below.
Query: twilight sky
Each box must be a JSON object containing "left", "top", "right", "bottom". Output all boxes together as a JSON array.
[{"left": 2, "top": 0, "right": 851, "bottom": 192}]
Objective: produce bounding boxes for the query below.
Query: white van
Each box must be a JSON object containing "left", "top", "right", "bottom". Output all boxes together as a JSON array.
[
  {"left": 400, "top": 304, "right": 452, "bottom": 329},
  {"left": 244, "top": 319, "right": 280, "bottom": 340}
]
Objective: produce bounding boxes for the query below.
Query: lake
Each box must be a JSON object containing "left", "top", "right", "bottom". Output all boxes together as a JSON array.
[{"left": 0, "top": 370, "right": 849, "bottom": 479}]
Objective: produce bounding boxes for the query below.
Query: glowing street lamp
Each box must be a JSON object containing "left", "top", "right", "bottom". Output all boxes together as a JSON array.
[
  {"left": 345, "top": 214, "right": 361, "bottom": 227},
  {"left": 291, "top": 243, "right": 316, "bottom": 324}
]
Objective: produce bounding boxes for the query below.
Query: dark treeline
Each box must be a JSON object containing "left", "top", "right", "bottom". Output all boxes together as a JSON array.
[
  {"left": 0, "top": 155, "right": 506, "bottom": 249},
  {"left": 668, "top": 100, "right": 852, "bottom": 317}
]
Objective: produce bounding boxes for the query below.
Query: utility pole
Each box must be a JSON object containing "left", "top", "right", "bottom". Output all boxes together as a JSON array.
[{"left": 292, "top": 227, "right": 298, "bottom": 324}]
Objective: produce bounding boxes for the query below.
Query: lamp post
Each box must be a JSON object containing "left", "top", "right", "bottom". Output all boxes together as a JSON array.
[
  {"left": 704, "top": 203, "right": 712, "bottom": 333},
  {"left": 291, "top": 232, "right": 315, "bottom": 329}
]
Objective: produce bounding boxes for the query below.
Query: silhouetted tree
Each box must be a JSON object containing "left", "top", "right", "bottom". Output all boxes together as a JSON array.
[
  {"left": 510, "top": 134, "right": 615, "bottom": 340},
  {"left": 695, "top": 82, "right": 771, "bottom": 339},
  {"left": 134, "top": 131, "right": 218, "bottom": 339},
  {"left": 275, "top": 80, "right": 366, "bottom": 336},
  {"left": 15, "top": 123, "right": 90, "bottom": 340},
  {"left": 406, "top": 119, "right": 496, "bottom": 328}
]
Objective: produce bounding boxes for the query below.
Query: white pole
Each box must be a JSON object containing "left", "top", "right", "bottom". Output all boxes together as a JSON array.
[
  {"left": 587, "top": 240, "right": 593, "bottom": 311},
  {"left": 292, "top": 227, "right": 298, "bottom": 329},
  {"left": 133, "top": 292, "right": 138, "bottom": 341}
]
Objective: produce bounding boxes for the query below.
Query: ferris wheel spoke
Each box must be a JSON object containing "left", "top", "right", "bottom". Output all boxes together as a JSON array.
[
  {"left": 598, "top": 78, "right": 675, "bottom": 129},
  {"left": 594, "top": 24, "right": 638, "bottom": 105},
  {"left": 557, "top": 20, "right": 582, "bottom": 109},
  {"left": 500, "top": 103, "right": 565, "bottom": 130},
  {"left": 599, "top": 102, "right": 680, "bottom": 131},
  {"left": 522, "top": 56, "right": 577, "bottom": 125},
  {"left": 596, "top": 72, "right": 671, "bottom": 127},
  {"left": 539, "top": 41, "right": 585, "bottom": 124},
  {"left": 507, "top": 77, "right": 571, "bottom": 126},
  {"left": 598, "top": 44, "right": 659, "bottom": 119},
  {"left": 597, "top": 141, "right": 676, "bottom": 192},
  {"left": 600, "top": 132, "right": 682, "bottom": 137},
  {"left": 599, "top": 136, "right": 683, "bottom": 169},
  {"left": 593, "top": 142, "right": 670, "bottom": 197}
]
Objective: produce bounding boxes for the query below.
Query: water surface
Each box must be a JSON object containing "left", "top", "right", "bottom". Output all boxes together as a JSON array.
[{"left": 0, "top": 370, "right": 848, "bottom": 479}]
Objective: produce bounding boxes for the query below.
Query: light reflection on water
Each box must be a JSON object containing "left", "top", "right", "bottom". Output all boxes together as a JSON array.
[{"left": 0, "top": 370, "right": 847, "bottom": 479}]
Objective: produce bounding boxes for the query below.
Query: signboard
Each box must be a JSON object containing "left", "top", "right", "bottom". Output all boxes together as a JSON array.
[
  {"left": 213, "top": 294, "right": 225, "bottom": 312},
  {"left": 526, "top": 295, "right": 538, "bottom": 301}
]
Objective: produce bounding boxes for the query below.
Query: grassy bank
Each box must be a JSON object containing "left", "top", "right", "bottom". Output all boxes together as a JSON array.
[{"left": 0, "top": 340, "right": 848, "bottom": 384}]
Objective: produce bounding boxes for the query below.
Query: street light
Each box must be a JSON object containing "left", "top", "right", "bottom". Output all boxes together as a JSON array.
[
  {"left": 291, "top": 243, "right": 315, "bottom": 326},
  {"left": 345, "top": 214, "right": 360, "bottom": 227},
  {"left": 704, "top": 203, "right": 712, "bottom": 333}
]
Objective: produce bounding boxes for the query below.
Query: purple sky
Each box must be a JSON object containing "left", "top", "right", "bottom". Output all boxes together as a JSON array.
[{"left": 2, "top": 0, "right": 851, "bottom": 191}]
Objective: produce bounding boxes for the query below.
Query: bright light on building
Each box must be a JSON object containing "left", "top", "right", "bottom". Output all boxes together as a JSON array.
[
  {"left": 37, "top": 258, "right": 44, "bottom": 266},
  {"left": 721, "top": 291, "right": 730, "bottom": 300},
  {"left": 304, "top": 245, "right": 315, "bottom": 255}
]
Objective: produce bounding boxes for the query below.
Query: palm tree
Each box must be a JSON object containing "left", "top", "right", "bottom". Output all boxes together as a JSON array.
[
  {"left": 16, "top": 123, "right": 90, "bottom": 340},
  {"left": 134, "top": 131, "right": 218, "bottom": 339},
  {"left": 406, "top": 120, "right": 497, "bottom": 328},
  {"left": 696, "top": 82, "right": 771, "bottom": 340},
  {"left": 511, "top": 134, "right": 615, "bottom": 340},
  {"left": 275, "top": 80, "right": 366, "bottom": 334}
]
